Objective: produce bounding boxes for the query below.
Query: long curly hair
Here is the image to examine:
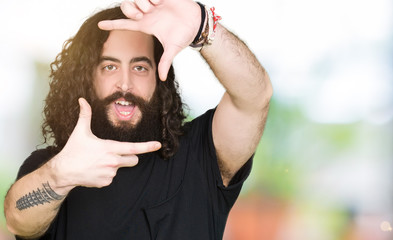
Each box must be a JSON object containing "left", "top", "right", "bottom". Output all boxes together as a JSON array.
[{"left": 42, "top": 6, "right": 186, "bottom": 159}]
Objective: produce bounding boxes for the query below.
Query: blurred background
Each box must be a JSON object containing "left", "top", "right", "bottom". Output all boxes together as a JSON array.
[{"left": 0, "top": 0, "right": 392, "bottom": 239}]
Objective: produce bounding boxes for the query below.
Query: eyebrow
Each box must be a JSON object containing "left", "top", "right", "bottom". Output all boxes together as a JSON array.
[{"left": 99, "top": 56, "right": 154, "bottom": 68}]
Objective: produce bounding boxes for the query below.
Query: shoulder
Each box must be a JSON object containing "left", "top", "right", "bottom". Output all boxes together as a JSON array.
[
  {"left": 183, "top": 108, "right": 216, "bottom": 136},
  {"left": 17, "top": 146, "right": 58, "bottom": 180}
]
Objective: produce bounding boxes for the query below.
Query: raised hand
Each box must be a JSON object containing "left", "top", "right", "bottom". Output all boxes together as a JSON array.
[
  {"left": 98, "top": 0, "right": 202, "bottom": 81},
  {"left": 51, "top": 98, "right": 161, "bottom": 190}
]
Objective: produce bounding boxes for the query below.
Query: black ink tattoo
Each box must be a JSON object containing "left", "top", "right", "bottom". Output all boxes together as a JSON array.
[{"left": 16, "top": 182, "right": 64, "bottom": 211}]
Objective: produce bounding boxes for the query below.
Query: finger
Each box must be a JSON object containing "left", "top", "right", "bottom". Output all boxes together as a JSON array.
[
  {"left": 107, "top": 140, "right": 162, "bottom": 155},
  {"left": 149, "top": 0, "right": 162, "bottom": 5},
  {"left": 121, "top": 1, "right": 143, "bottom": 20},
  {"left": 76, "top": 98, "right": 92, "bottom": 130},
  {"left": 117, "top": 155, "right": 139, "bottom": 168},
  {"left": 135, "top": 0, "right": 155, "bottom": 13},
  {"left": 98, "top": 19, "right": 141, "bottom": 31},
  {"left": 158, "top": 46, "right": 180, "bottom": 81}
]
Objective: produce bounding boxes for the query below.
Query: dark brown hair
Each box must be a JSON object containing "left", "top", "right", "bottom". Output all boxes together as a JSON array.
[{"left": 43, "top": 6, "right": 186, "bottom": 159}]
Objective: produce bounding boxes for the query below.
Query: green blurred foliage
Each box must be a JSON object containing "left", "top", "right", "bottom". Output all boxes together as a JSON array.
[
  {"left": 0, "top": 170, "right": 13, "bottom": 229},
  {"left": 247, "top": 98, "right": 359, "bottom": 200}
]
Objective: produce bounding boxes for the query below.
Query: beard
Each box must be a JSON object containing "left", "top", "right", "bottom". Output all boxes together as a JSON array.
[{"left": 90, "top": 90, "right": 162, "bottom": 143}]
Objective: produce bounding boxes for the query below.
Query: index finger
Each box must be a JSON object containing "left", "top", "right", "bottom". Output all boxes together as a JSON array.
[
  {"left": 106, "top": 140, "right": 162, "bottom": 155},
  {"left": 158, "top": 45, "right": 181, "bottom": 81},
  {"left": 98, "top": 19, "right": 141, "bottom": 31}
]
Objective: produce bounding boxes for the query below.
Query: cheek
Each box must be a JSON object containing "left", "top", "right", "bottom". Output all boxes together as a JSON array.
[
  {"left": 145, "top": 80, "right": 157, "bottom": 100},
  {"left": 93, "top": 77, "right": 112, "bottom": 99},
  {"left": 93, "top": 82, "right": 105, "bottom": 99},
  {"left": 134, "top": 75, "right": 157, "bottom": 100}
]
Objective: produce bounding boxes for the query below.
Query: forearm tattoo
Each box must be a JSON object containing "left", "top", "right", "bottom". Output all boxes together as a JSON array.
[{"left": 16, "top": 182, "right": 64, "bottom": 211}]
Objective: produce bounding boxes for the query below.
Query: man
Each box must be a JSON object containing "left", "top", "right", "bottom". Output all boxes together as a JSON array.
[{"left": 4, "top": 0, "right": 272, "bottom": 239}]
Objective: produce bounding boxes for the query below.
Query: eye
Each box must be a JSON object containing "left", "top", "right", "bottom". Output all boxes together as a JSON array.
[
  {"left": 134, "top": 66, "right": 148, "bottom": 72},
  {"left": 103, "top": 65, "right": 117, "bottom": 71}
]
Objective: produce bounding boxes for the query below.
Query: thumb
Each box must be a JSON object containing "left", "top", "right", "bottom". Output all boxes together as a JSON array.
[
  {"left": 76, "top": 98, "right": 92, "bottom": 131},
  {"left": 158, "top": 46, "right": 180, "bottom": 81}
]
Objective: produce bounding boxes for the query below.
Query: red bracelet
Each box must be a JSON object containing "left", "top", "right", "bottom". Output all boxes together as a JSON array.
[{"left": 210, "top": 7, "right": 222, "bottom": 32}]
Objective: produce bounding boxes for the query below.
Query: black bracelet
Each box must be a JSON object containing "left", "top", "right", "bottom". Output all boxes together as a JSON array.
[{"left": 192, "top": 2, "right": 206, "bottom": 44}]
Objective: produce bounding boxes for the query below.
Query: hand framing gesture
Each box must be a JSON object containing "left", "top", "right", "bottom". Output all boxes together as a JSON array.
[
  {"left": 98, "top": 0, "right": 201, "bottom": 81},
  {"left": 53, "top": 98, "right": 161, "bottom": 190}
]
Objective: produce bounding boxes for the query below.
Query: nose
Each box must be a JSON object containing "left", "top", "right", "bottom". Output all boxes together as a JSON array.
[{"left": 117, "top": 68, "right": 133, "bottom": 92}]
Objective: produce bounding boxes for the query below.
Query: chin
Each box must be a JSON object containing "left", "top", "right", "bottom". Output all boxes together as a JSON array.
[
  {"left": 107, "top": 110, "right": 142, "bottom": 130},
  {"left": 111, "top": 120, "right": 139, "bottom": 131}
]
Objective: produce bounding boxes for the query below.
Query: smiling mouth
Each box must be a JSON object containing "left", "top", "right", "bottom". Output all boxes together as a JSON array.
[{"left": 114, "top": 99, "right": 137, "bottom": 119}]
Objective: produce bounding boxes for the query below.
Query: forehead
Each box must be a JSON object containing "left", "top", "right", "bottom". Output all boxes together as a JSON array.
[{"left": 102, "top": 30, "right": 155, "bottom": 58}]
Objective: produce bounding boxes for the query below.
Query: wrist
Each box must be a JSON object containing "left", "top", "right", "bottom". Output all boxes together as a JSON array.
[
  {"left": 44, "top": 155, "right": 75, "bottom": 196},
  {"left": 191, "top": 2, "right": 206, "bottom": 44},
  {"left": 190, "top": 3, "right": 222, "bottom": 51}
]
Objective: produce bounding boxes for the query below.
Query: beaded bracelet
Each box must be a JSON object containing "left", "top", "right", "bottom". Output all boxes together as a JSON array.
[{"left": 190, "top": 3, "right": 221, "bottom": 51}]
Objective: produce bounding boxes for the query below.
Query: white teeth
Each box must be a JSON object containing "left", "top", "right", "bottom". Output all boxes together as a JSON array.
[
  {"left": 120, "top": 111, "right": 131, "bottom": 115},
  {"left": 115, "top": 101, "right": 131, "bottom": 106}
]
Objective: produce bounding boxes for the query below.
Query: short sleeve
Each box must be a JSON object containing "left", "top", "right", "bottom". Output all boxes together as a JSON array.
[
  {"left": 17, "top": 147, "right": 57, "bottom": 180},
  {"left": 206, "top": 109, "right": 252, "bottom": 208},
  {"left": 186, "top": 108, "right": 253, "bottom": 212}
]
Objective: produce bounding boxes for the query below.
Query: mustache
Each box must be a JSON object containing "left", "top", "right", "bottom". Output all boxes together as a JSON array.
[
  {"left": 94, "top": 90, "right": 161, "bottom": 115},
  {"left": 102, "top": 91, "right": 148, "bottom": 107}
]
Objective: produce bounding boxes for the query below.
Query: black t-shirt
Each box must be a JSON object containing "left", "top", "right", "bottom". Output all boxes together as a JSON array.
[{"left": 16, "top": 109, "right": 252, "bottom": 240}]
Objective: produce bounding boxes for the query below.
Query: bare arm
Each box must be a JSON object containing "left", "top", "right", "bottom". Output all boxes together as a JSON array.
[
  {"left": 201, "top": 25, "right": 272, "bottom": 186},
  {"left": 4, "top": 164, "right": 67, "bottom": 238},
  {"left": 4, "top": 98, "right": 161, "bottom": 238}
]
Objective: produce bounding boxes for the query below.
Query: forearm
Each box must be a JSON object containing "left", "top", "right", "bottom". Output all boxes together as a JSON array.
[
  {"left": 200, "top": 24, "right": 272, "bottom": 111},
  {"left": 4, "top": 162, "right": 68, "bottom": 238}
]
